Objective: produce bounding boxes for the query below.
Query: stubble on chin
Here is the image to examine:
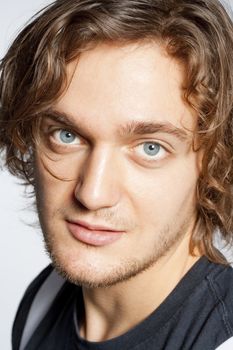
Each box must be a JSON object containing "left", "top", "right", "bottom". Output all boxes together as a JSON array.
[{"left": 42, "top": 217, "right": 193, "bottom": 289}]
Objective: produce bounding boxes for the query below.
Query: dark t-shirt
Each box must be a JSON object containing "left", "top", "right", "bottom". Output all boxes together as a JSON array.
[{"left": 12, "top": 256, "right": 233, "bottom": 350}]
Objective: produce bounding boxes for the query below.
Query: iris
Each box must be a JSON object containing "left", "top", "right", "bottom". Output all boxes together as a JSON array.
[
  {"left": 143, "top": 143, "right": 160, "bottom": 156},
  {"left": 59, "top": 130, "right": 76, "bottom": 144}
]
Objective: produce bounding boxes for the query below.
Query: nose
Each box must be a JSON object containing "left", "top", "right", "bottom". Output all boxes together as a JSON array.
[{"left": 74, "top": 147, "right": 121, "bottom": 211}]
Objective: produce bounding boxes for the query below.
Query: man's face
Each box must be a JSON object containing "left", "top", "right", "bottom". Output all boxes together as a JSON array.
[{"left": 35, "top": 42, "right": 201, "bottom": 288}]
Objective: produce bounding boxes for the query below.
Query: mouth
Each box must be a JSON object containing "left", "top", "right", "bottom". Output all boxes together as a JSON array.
[{"left": 66, "top": 220, "right": 125, "bottom": 247}]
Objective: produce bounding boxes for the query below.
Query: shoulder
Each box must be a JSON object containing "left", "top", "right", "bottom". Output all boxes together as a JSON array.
[
  {"left": 206, "top": 262, "right": 233, "bottom": 334},
  {"left": 170, "top": 258, "right": 233, "bottom": 349},
  {"left": 12, "top": 265, "right": 67, "bottom": 350},
  {"left": 12, "top": 265, "right": 54, "bottom": 331}
]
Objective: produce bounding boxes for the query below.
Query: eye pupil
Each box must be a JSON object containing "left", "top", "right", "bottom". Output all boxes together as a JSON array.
[
  {"left": 60, "top": 130, "right": 76, "bottom": 143},
  {"left": 143, "top": 143, "right": 160, "bottom": 156}
]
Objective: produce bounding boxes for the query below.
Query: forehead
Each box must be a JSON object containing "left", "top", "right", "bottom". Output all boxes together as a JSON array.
[{"left": 55, "top": 42, "right": 196, "bottom": 137}]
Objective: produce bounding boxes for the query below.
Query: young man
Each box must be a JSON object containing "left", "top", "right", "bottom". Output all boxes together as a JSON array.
[{"left": 1, "top": 0, "right": 233, "bottom": 349}]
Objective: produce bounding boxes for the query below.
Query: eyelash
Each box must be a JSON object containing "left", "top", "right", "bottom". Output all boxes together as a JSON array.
[
  {"left": 52, "top": 129, "right": 81, "bottom": 146},
  {"left": 47, "top": 128, "right": 170, "bottom": 163}
]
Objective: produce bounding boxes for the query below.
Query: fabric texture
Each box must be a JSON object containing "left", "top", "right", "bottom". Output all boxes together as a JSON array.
[{"left": 12, "top": 256, "right": 233, "bottom": 350}]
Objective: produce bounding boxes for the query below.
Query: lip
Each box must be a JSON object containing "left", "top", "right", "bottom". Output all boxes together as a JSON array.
[
  {"left": 70, "top": 219, "right": 121, "bottom": 232},
  {"left": 67, "top": 220, "right": 124, "bottom": 247}
]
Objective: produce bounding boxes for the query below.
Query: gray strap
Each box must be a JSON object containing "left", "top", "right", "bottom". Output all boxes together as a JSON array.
[
  {"left": 19, "top": 269, "right": 65, "bottom": 350},
  {"left": 215, "top": 337, "right": 233, "bottom": 349}
]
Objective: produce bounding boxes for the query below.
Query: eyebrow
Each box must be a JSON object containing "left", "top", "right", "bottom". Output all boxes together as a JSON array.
[
  {"left": 43, "top": 109, "right": 191, "bottom": 143},
  {"left": 118, "top": 120, "right": 190, "bottom": 142}
]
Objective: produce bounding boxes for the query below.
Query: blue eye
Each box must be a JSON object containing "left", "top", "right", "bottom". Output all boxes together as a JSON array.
[
  {"left": 134, "top": 141, "right": 167, "bottom": 162},
  {"left": 59, "top": 130, "right": 76, "bottom": 144},
  {"left": 51, "top": 129, "right": 80, "bottom": 145},
  {"left": 143, "top": 143, "right": 160, "bottom": 156}
]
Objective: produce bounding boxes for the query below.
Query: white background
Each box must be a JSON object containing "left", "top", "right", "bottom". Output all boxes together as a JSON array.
[
  {"left": 0, "top": 1, "right": 52, "bottom": 349},
  {"left": 0, "top": 1, "right": 233, "bottom": 350}
]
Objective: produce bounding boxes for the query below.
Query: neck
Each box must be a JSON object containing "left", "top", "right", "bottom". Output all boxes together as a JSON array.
[{"left": 79, "top": 234, "right": 201, "bottom": 342}]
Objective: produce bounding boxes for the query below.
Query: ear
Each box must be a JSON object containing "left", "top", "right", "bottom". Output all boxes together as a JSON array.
[{"left": 196, "top": 147, "right": 204, "bottom": 175}]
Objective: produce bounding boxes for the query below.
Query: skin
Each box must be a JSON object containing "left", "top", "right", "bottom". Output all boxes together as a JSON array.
[{"left": 35, "top": 42, "right": 202, "bottom": 341}]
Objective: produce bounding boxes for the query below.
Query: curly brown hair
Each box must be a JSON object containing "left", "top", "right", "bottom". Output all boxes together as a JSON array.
[{"left": 0, "top": 0, "right": 233, "bottom": 264}]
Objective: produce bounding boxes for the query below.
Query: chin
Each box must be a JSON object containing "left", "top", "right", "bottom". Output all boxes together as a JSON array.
[
  {"left": 49, "top": 254, "right": 125, "bottom": 288},
  {"left": 45, "top": 241, "right": 160, "bottom": 289},
  {"left": 42, "top": 230, "right": 130, "bottom": 288}
]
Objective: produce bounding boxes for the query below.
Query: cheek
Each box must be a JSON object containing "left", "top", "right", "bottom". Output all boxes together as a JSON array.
[
  {"left": 37, "top": 150, "right": 83, "bottom": 181},
  {"left": 126, "top": 157, "right": 199, "bottom": 222},
  {"left": 34, "top": 156, "right": 74, "bottom": 212}
]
